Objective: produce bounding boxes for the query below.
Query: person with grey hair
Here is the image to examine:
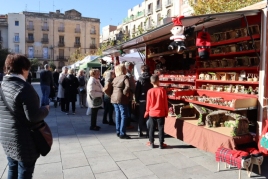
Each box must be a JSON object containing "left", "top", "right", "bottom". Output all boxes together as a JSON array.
[
  {"left": 124, "top": 62, "right": 136, "bottom": 129},
  {"left": 62, "top": 69, "right": 79, "bottom": 115},
  {"left": 40, "top": 64, "right": 54, "bottom": 106},
  {"left": 58, "top": 66, "right": 68, "bottom": 112}
]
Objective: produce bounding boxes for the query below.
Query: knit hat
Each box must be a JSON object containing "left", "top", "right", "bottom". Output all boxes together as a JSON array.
[{"left": 172, "top": 16, "right": 184, "bottom": 26}]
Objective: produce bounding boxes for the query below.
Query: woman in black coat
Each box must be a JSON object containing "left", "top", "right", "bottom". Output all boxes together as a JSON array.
[
  {"left": 62, "top": 68, "right": 79, "bottom": 115},
  {"left": 0, "top": 54, "right": 49, "bottom": 179}
]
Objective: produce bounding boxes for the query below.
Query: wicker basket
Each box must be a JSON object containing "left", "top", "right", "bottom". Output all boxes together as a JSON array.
[
  {"left": 249, "top": 24, "right": 260, "bottom": 34},
  {"left": 235, "top": 29, "right": 242, "bottom": 38},
  {"left": 226, "top": 30, "right": 236, "bottom": 39},
  {"left": 254, "top": 40, "right": 260, "bottom": 50},
  {"left": 213, "top": 33, "right": 221, "bottom": 42},
  {"left": 236, "top": 57, "right": 250, "bottom": 66},
  {"left": 220, "top": 32, "right": 227, "bottom": 41},
  {"left": 240, "top": 28, "right": 248, "bottom": 37},
  {"left": 229, "top": 44, "right": 237, "bottom": 52}
]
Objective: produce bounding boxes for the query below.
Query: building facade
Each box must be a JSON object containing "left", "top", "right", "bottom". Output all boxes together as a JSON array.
[
  {"left": 7, "top": 13, "right": 26, "bottom": 54},
  {"left": 0, "top": 15, "right": 8, "bottom": 49},
  {"left": 23, "top": 9, "right": 100, "bottom": 69}
]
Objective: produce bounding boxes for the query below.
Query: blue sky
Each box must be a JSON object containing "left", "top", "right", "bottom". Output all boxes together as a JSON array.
[{"left": 0, "top": 0, "right": 143, "bottom": 31}]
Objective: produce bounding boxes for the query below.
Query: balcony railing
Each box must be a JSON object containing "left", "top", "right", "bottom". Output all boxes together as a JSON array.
[
  {"left": 146, "top": 8, "right": 153, "bottom": 15},
  {"left": 26, "top": 37, "right": 34, "bottom": 43},
  {"left": 58, "top": 41, "right": 65, "bottom": 47},
  {"left": 27, "top": 25, "right": 34, "bottom": 30},
  {"left": 42, "top": 26, "right": 49, "bottom": 31},
  {"left": 41, "top": 38, "right": 49, "bottom": 43},
  {"left": 90, "top": 30, "right": 96, "bottom": 34},
  {"left": 58, "top": 27, "right": 65, "bottom": 32},
  {"left": 165, "top": 0, "right": 173, "bottom": 7},
  {"left": 56, "top": 56, "right": 69, "bottom": 61},
  {"left": 75, "top": 28, "right": 81, "bottom": 33},
  {"left": 74, "top": 42, "right": 81, "bottom": 48},
  {"left": 11, "top": 49, "right": 22, "bottom": 54},
  {"left": 13, "top": 37, "right": 20, "bottom": 43},
  {"left": 28, "top": 54, "right": 50, "bottom": 59},
  {"left": 156, "top": 4, "right": 162, "bottom": 11},
  {"left": 90, "top": 44, "right": 97, "bottom": 49}
]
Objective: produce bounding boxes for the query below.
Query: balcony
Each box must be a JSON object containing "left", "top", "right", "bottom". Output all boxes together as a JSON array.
[
  {"left": 75, "top": 28, "right": 81, "bottom": 33},
  {"left": 41, "top": 38, "right": 49, "bottom": 44},
  {"left": 58, "top": 41, "right": 65, "bottom": 47},
  {"left": 90, "top": 44, "right": 97, "bottom": 49},
  {"left": 42, "top": 26, "right": 49, "bottom": 31},
  {"left": 165, "top": 0, "right": 173, "bottom": 7},
  {"left": 26, "top": 37, "right": 34, "bottom": 43},
  {"left": 56, "top": 56, "right": 69, "bottom": 61},
  {"left": 74, "top": 42, "right": 81, "bottom": 48},
  {"left": 146, "top": 9, "right": 153, "bottom": 15},
  {"left": 156, "top": 4, "right": 162, "bottom": 11},
  {"left": 11, "top": 49, "right": 22, "bottom": 54},
  {"left": 58, "top": 27, "right": 65, "bottom": 32},
  {"left": 13, "top": 37, "right": 20, "bottom": 43},
  {"left": 90, "top": 30, "right": 96, "bottom": 34},
  {"left": 26, "top": 54, "right": 50, "bottom": 59},
  {"left": 27, "top": 25, "right": 34, "bottom": 31}
]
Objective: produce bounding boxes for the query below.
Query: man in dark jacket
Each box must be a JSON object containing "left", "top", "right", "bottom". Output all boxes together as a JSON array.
[
  {"left": 40, "top": 64, "right": 54, "bottom": 106},
  {"left": 53, "top": 69, "right": 60, "bottom": 88},
  {"left": 135, "top": 65, "right": 153, "bottom": 137}
]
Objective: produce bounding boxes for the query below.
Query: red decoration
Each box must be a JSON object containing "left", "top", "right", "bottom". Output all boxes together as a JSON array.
[
  {"left": 196, "top": 30, "right": 211, "bottom": 59},
  {"left": 172, "top": 16, "right": 184, "bottom": 26}
]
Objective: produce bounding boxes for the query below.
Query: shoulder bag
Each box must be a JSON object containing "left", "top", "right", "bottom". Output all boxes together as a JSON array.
[
  {"left": 89, "top": 95, "right": 102, "bottom": 106},
  {"left": 0, "top": 87, "right": 53, "bottom": 156}
]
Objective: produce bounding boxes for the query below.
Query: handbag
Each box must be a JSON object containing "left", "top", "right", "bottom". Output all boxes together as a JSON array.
[
  {"left": 79, "top": 86, "right": 86, "bottom": 93},
  {"left": 89, "top": 95, "right": 102, "bottom": 107},
  {"left": 103, "top": 82, "right": 113, "bottom": 97},
  {"left": 0, "top": 87, "right": 53, "bottom": 156}
]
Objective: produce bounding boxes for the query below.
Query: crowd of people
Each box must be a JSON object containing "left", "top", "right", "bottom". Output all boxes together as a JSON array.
[{"left": 0, "top": 54, "right": 168, "bottom": 178}]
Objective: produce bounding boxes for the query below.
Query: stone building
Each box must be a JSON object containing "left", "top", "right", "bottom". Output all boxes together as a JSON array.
[
  {"left": 23, "top": 9, "right": 100, "bottom": 69},
  {"left": 0, "top": 15, "right": 8, "bottom": 49}
]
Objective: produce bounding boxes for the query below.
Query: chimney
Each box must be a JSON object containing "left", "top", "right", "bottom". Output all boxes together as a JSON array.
[{"left": 56, "top": 10, "right": 60, "bottom": 14}]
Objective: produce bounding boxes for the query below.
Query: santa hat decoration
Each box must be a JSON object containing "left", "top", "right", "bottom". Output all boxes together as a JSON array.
[
  {"left": 172, "top": 16, "right": 184, "bottom": 26},
  {"left": 196, "top": 30, "right": 211, "bottom": 59}
]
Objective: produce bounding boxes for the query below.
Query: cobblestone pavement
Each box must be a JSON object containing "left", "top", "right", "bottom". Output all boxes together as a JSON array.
[{"left": 0, "top": 83, "right": 267, "bottom": 179}]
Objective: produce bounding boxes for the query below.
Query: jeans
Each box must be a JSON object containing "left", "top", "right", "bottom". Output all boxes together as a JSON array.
[
  {"left": 102, "top": 95, "right": 114, "bottom": 123},
  {"left": 91, "top": 107, "right": 99, "bottom": 127},
  {"left": 7, "top": 157, "right": 36, "bottom": 179},
  {"left": 148, "top": 116, "right": 165, "bottom": 144},
  {"left": 40, "top": 85, "right": 50, "bottom": 106},
  {"left": 78, "top": 90, "right": 86, "bottom": 107},
  {"left": 113, "top": 104, "right": 128, "bottom": 136},
  {"left": 138, "top": 102, "right": 148, "bottom": 133}
]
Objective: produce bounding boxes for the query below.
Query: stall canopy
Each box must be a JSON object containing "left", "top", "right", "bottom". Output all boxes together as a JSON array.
[
  {"left": 103, "top": 9, "right": 262, "bottom": 56},
  {"left": 79, "top": 58, "right": 101, "bottom": 70}
]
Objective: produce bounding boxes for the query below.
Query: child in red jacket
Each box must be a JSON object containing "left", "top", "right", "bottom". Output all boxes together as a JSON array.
[{"left": 144, "top": 75, "right": 168, "bottom": 149}]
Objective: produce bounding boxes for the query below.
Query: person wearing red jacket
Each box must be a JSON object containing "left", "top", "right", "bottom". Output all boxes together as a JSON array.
[{"left": 144, "top": 75, "right": 168, "bottom": 149}]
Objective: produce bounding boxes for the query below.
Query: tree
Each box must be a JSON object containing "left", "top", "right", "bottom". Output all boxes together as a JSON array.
[
  {"left": 189, "top": 0, "right": 262, "bottom": 15},
  {"left": 48, "top": 61, "right": 56, "bottom": 71},
  {"left": 68, "top": 48, "right": 88, "bottom": 65},
  {"left": 0, "top": 49, "right": 9, "bottom": 72},
  {"left": 30, "top": 58, "right": 41, "bottom": 73}
]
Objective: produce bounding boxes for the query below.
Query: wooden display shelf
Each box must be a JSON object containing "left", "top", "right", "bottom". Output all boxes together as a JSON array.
[
  {"left": 209, "top": 49, "right": 260, "bottom": 58},
  {"left": 160, "top": 80, "right": 195, "bottom": 83},
  {"left": 196, "top": 79, "right": 259, "bottom": 84},
  {"left": 185, "top": 99, "right": 257, "bottom": 111},
  {"left": 147, "top": 50, "right": 177, "bottom": 58},
  {"left": 211, "top": 34, "right": 260, "bottom": 47},
  {"left": 197, "top": 89, "right": 258, "bottom": 98},
  {"left": 197, "top": 66, "right": 258, "bottom": 71}
]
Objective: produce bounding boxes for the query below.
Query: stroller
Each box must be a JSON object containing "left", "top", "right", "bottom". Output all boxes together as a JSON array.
[{"left": 49, "top": 84, "right": 58, "bottom": 108}]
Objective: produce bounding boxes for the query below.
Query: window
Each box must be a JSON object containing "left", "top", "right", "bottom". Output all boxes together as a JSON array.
[
  {"left": 15, "top": 21, "right": 19, "bottom": 26},
  {"left": 43, "top": 34, "right": 48, "bottom": 39},
  {"left": 75, "top": 37, "right": 80, "bottom": 44},
  {"left": 14, "top": 33, "right": 19, "bottom": 42},
  {"left": 91, "top": 26, "right": 96, "bottom": 34},
  {"left": 91, "top": 38, "right": 95, "bottom": 44},
  {"left": 167, "top": 9, "right": 171, "bottom": 17},
  {"left": 29, "top": 21, "right": 33, "bottom": 26},
  {"left": 15, "top": 45, "right": 19, "bottom": 53},
  {"left": 28, "top": 33, "right": 34, "bottom": 40},
  {"left": 59, "top": 49, "right": 64, "bottom": 58},
  {"left": 44, "top": 22, "right": 48, "bottom": 27},
  {"left": 59, "top": 36, "right": 64, "bottom": 43},
  {"left": 60, "top": 22, "right": 64, "bottom": 28}
]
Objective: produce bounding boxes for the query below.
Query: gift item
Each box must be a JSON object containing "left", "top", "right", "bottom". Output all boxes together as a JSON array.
[
  {"left": 224, "top": 113, "right": 249, "bottom": 136},
  {"left": 168, "top": 16, "right": 186, "bottom": 54},
  {"left": 189, "top": 103, "right": 212, "bottom": 126},
  {"left": 196, "top": 29, "right": 211, "bottom": 59},
  {"left": 206, "top": 110, "right": 228, "bottom": 128}
]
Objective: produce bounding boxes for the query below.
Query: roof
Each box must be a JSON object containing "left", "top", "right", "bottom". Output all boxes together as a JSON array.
[{"left": 103, "top": 9, "right": 262, "bottom": 56}]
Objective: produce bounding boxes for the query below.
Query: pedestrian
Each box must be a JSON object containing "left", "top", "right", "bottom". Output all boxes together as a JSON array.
[
  {"left": 135, "top": 65, "right": 153, "bottom": 137},
  {"left": 77, "top": 69, "right": 87, "bottom": 108},
  {"left": 0, "top": 54, "right": 49, "bottom": 179},
  {"left": 144, "top": 75, "right": 168, "bottom": 149},
  {"left": 111, "top": 64, "right": 131, "bottom": 139},
  {"left": 62, "top": 68, "right": 79, "bottom": 115},
  {"left": 53, "top": 69, "right": 59, "bottom": 88},
  {"left": 124, "top": 62, "right": 136, "bottom": 129},
  {"left": 40, "top": 64, "right": 54, "bottom": 106},
  {"left": 102, "top": 70, "right": 115, "bottom": 125},
  {"left": 58, "top": 66, "right": 68, "bottom": 112},
  {"left": 87, "top": 69, "right": 103, "bottom": 131}
]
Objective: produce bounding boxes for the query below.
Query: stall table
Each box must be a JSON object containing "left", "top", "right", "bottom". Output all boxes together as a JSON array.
[{"left": 164, "top": 116, "right": 253, "bottom": 153}]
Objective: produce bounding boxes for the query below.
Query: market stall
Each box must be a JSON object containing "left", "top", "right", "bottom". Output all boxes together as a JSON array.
[{"left": 103, "top": 5, "right": 268, "bottom": 154}]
